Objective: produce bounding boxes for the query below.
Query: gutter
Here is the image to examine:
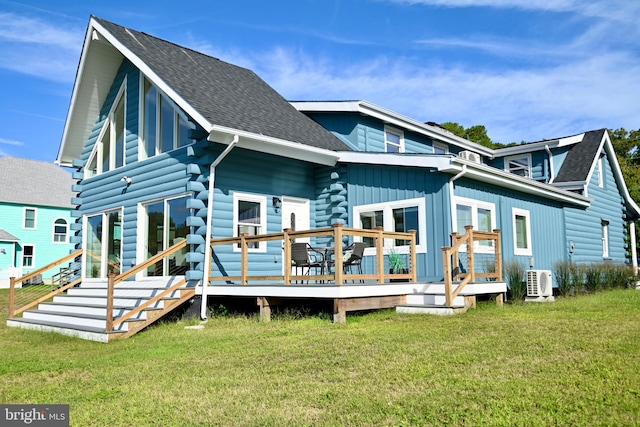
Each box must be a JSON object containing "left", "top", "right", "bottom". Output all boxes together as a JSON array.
[{"left": 200, "top": 134, "right": 239, "bottom": 320}]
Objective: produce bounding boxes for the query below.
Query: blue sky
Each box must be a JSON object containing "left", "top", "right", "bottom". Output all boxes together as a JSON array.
[{"left": 0, "top": 0, "right": 639, "bottom": 162}]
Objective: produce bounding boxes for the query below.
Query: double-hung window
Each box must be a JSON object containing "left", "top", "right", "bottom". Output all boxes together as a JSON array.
[
  {"left": 86, "top": 82, "right": 126, "bottom": 178},
  {"left": 22, "top": 245, "right": 34, "bottom": 267},
  {"left": 233, "top": 193, "right": 267, "bottom": 252},
  {"left": 353, "top": 197, "right": 426, "bottom": 255},
  {"left": 384, "top": 126, "right": 404, "bottom": 153},
  {"left": 24, "top": 208, "right": 36, "bottom": 229},
  {"left": 142, "top": 77, "right": 195, "bottom": 159},
  {"left": 504, "top": 154, "right": 531, "bottom": 178},
  {"left": 453, "top": 197, "right": 496, "bottom": 252},
  {"left": 53, "top": 218, "right": 69, "bottom": 243},
  {"left": 512, "top": 208, "right": 532, "bottom": 256}
]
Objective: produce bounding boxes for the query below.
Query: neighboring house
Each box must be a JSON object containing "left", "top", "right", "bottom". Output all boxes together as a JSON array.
[
  {"left": 49, "top": 17, "right": 636, "bottom": 294},
  {"left": 0, "top": 157, "right": 74, "bottom": 288}
]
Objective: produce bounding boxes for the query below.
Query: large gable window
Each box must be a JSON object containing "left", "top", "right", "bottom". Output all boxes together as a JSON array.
[
  {"left": 353, "top": 198, "right": 426, "bottom": 255},
  {"left": 504, "top": 154, "right": 531, "bottom": 178},
  {"left": 142, "top": 77, "right": 194, "bottom": 159},
  {"left": 86, "top": 82, "right": 126, "bottom": 178}
]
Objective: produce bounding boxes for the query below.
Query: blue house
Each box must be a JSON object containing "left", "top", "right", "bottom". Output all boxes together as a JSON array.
[
  {"left": 7, "top": 17, "right": 638, "bottom": 340},
  {"left": 0, "top": 157, "right": 74, "bottom": 288}
]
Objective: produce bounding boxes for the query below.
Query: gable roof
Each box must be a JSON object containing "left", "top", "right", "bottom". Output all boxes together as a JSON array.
[
  {"left": 0, "top": 157, "right": 74, "bottom": 208},
  {"left": 0, "top": 229, "right": 19, "bottom": 242},
  {"left": 57, "top": 17, "right": 348, "bottom": 167},
  {"left": 554, "top": 129, "right": 605, "bottom": 183}
]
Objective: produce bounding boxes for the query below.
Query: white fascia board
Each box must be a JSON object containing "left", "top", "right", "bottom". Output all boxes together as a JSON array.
[
  {"left": 601, "top": 134, "right": 640, "bottom": 217},
  {"left": 208, "top": 125, "right": 340, "bottom": 166},
  {"left": 451, "top": 158, "right": 592, "bottom": 207},
  {"left": 292, "top": 100, "right": 494, "bottom": 158},
  {"left": 337, "top": 151, "right": 457, "bottom": 171},
  {"left": 91, "top": 19, "right": 213, "bottom": 133},
  {"left": 493, "top": 133, "right": 585, "bottom": 157}
]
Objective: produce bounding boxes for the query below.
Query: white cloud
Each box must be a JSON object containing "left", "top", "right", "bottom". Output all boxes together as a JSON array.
[{"left": 0, "top": 137, "right": 24, "bottom": 146}]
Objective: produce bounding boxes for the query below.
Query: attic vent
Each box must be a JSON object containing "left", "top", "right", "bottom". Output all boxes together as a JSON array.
[{"left": 459, "top": 151, "right": 481, "bottom": 163}]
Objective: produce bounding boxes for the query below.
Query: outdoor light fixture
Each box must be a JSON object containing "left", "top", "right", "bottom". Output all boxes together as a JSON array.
[
  {"left": 0, "top": 249, "right": 5, "bottom": 254},
  {"left": 120, "top": 176, "right": 132, "bottom": 184},
  {"left": 272, "top": 197, "right": 282, "bottom": 213}
]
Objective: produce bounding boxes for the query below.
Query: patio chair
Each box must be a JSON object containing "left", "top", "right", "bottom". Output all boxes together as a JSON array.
[
  {"left": 342, "top": 242, "right": 365, "bottom": 282},
  {"left": 291, "top": 242, "right": 325, "bottom": 283}
]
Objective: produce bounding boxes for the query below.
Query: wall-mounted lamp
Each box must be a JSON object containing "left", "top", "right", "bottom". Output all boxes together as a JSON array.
[
  {"left": 0, "top": 248, "right": 5, "bottom": 254},
  {"left": 272, "top": 197, "right": 282, "bottom": 213},
  {"left": 120, "top": 176, "right": 132, "bottom": 185}
]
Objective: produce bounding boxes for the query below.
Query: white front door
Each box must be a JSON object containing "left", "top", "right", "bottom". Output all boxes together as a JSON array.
[{"left": 281, "top": 197, "right": 310, "bottom": 273}]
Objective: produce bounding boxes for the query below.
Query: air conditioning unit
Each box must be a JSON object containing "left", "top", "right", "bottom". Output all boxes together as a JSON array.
[
  {"left": 459, "top": 150, "right": 481, "bottom": 163},
  {"left": 526, "top": 270, "right": 553, "bottom": 298}
]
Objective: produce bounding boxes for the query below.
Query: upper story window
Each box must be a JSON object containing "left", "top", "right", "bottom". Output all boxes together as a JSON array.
[
  {"left": 433, "top": 141, "right": 448, "bottom": 154},
  {"left": 601, "top": 220, "right": 609, "bottom": 258},
  {"left": 384, "top": 126, "right": 404, "bottom": 153},
  {"left": 353, "top": 197, "right": 427, "bottom": 255},
  {"left": 86, "top": 82, "right": 126, "bottom": 178},
  {"left": 53, "top": 218, "right": 69, "bottom": 243},
  {"left": 504, "top": 154, "right": 532, "bottom": 178},
  {"left": 233, "top": 193, "right": 267, "bottom": 252},
  {"left": 142, "top": 77, "right": 195, "bottom": 159},
  {"left": 24, "top": 208, "right": 36, "bottom": 229},
  {"left": 597, "top": 156, "right": 604, "bottom": 188}
]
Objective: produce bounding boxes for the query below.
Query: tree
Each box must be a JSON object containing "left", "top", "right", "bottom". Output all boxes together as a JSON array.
[
  {"left": 439, "top": 122, "right": 505, "bottom": 149},
  {"left": 609, "top": 128, "right": 640, "bottom": 203}
]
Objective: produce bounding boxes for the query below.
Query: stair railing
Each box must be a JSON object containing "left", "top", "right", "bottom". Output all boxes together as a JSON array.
[
  {"left": 442, "top": 226, "right": 502, "bottom": 306},
  {"left": 9, "top": 249, "right": 83, "bottom": 318}
]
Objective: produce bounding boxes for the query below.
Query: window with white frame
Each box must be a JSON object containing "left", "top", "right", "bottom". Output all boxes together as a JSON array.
[
  {"left": 22, "top": 244, "right": 34, "bottom": 267},
  {"left": 453, "top": 197, "right": 496, "bottom": 251},
  {"left": 24, "top": 208, "right": 36, "bottom": 229},
  {"left": 504, "top": 154, "right": 532, "bottom": 178},
  {"left": 602, "top": 220, "right": 609, "bottom": 258},
  {"left": 85, "top": 82, "right": 126, "bottom": 178},
  {"left": 384, "top": 126, "right": 404, "bottom": 153},
  {"left": 53, "top": 218, "right": 69, "bottom": 243},
  {"left": 512, "top": 208, "right": 532, "bottom": 256},
  {"left": 597, "top": 156, "right": 604, "bottom": 188},
  {"left": 142, "top": 77, "right": 195, "bottom": 159},
  {"left": 433, "top": 141, "right": 448, "bottom": 154},
  {"left": 233, "top": 193, "right": 267, "bottom": 252},
  {"left": 353, "top": 197, "right": 426, "bottom": 255}
]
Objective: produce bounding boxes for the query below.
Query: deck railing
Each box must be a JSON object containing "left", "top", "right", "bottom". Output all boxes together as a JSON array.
[
  {"left": 208, "top": 223, "right": 417, "bottom": 285},
  {"left": 9, "top": 250, "right": 83, "bottom": 318},
  {"left": 442, "top": 226, "right": 502, "bottom": 306}
]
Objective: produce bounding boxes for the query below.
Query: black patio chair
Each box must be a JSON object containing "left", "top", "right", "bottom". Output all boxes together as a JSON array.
[
  {"left": 342, "top": 242, "right": 366, "bottom": 282},
  {"left": 291, "top": 242, "right": 324, "bottom": 283}
]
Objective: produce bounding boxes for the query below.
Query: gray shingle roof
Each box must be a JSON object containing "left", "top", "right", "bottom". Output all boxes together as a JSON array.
[
  {"left": 0, "top": 157, "right": 74, "bottom": 208},
  {"left": 0, "top": 229, "right": 19, "bottom": 242},
  {"left": 94, "top": 17, "right": 349, "bottom": 152},
  {"left": 554, "top": 129, "right": 606, "bottom": 183}
]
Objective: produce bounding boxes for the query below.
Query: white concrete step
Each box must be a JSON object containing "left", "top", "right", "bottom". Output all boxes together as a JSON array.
[
  {"left": 21, "top": 310, "right": 131, "bottom": 331},
  {"left": 6, "top": 318, "right": 112, "bottom": 342},
  {"left": 67, "top": 287, "right": 182, "bottom": 299},
  {"left": 396, "top": 305, "right": 462, "bottom": 315},
  {"left": 52, "top": 295, "right": 169, "bottom": 308},
  {"left": 37, "top": 302, "right": 153, "bottom": 320},
  {"left": 406, "top": 293, "right": 465, "bottom": 306}
]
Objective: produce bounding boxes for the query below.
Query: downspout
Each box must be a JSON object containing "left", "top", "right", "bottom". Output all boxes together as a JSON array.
[
  {"left": 200, "top": 135, "right": 239, "bottom": 320},
  {"left": 448, "top": 163, "right": 468, "bottom": 232},
  {"left": 545, "top": 145, "right": 555, "bottom": 183}
]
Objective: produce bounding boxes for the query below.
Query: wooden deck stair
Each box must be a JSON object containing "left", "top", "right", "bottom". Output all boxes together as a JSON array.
[{"left": 7, "top": 277, "right": 195, "bottom": 342}]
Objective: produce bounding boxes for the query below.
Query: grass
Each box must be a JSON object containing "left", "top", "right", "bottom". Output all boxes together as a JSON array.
[{"left": 1, "top": 289, "right": 640, "bottom": 426}]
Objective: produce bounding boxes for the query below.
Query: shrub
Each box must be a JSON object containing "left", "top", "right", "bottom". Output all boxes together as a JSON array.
[
  {"left": 602, "top": 262, "right": 636, "bottom": 289},
  {"left": 553, "top": 260, "right": 573, "bottom": 297},
  {"left": 583, "top": 263, "right": 603, "bottom": 293},
  {"left": 504, "top": 259, "right": 526, "bottom": 302},
  {"left": 570, "top": 263, "right": 585, "bottom": 294}
]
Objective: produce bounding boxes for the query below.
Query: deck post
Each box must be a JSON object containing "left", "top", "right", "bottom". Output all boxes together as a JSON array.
[
  {"left": 283, "top": 229, "right": 292, "bottom": 285},
  {"left": 333, "top": 223, "right": 344, "bottom": 285},
  {"left": 257, "top": 297, "right": 271, "bottom": 322},
  {"left": 493, "top": 229, "right": 502, "bottom": 282},
  {"left": 451, "top": 232, "right": 460, "bottom": 280},
  {"left": 443, "top": 247, "right": 453, "bottom": 307},
  {"left": 465, "top": 226, "right": 475, "bottom": 283},
  {"left": 376, "top": 227, "right": 385, "bottom": 283},
  {"left": 409, "top": 230, "right": 417, "bottom": 282},
  {"left": 240, "top": 233, "right": 248, "bottom": 285},
  {"left": 106, "top": 274, "right": 115, "bottom": 333},
  {"left": 9, "top": 277, "right": 15, "bottom": 318},
  {"left": 333, "top": 299, "right": 346, "bottom": 323}
]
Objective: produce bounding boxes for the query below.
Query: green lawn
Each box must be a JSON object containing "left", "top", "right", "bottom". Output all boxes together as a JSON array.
[{"left": 1, "top": 289, "right": 640, "bottom": 426}]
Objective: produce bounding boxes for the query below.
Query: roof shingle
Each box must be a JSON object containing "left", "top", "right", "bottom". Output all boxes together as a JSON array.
[{"left": 0, "top": 157, "right": 74, "bottom": 208}]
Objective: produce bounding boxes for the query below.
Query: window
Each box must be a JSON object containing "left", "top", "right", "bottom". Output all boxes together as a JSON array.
[
  {"left": 353, "top": 197, "right": 426, "bottom": 255},
  {"left": 144, "top": 196, "right": 190, "bottom": 276},
  {"left": 512, "top": 208, "right": 532, "bottom": 256},
  {"left": 22, "top": 245, "right": 34, "bottom": 267},
  {"left": 24, "top": 208, "right": 36, "bottom": 229},
  {"left": 53, "top": 218, "right": 69, "bottom": 243},
  {"left": 597, "top": 156, "right": 604, "bottom": 188},
  {"left": 384, "top": 126, "right": 404, "bottom": 153},
  {"left": 86, "top": 82, "right": 126, "bottom": 178},
  {"left": 602, "top": 220, "right": 609, "bottom": 258},
  {"left": 233, "top": 193, "right": 267, "bottom": 252},
  {"left": 453, "top": 197, "right": 496, "bottom": 251},
  {"left": 142, "top": 77, "right": 195, "bottom": 159},
  {"left": 433, "top": 142, "right": 448, "bottom": 154},
  {"left": 504, "top": 154, "right": 531, "bottom": 178}
]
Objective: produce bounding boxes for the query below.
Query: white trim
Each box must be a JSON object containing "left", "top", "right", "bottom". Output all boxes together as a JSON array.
[
  {"left": 352, "top": 197, "right": 427, "bottom": 256},
  {"left": 452, "top": 196, "right": 496, "bottom": 254},
  {"left": 20, "top": 243, "right": 35, "bottom": 269},
  {"left": 602, "top": 220, "right": 610, "bottom": 258},
  {"left": 233, "top": 192, "right": 268, "bottom": 253},
  {"left": 503, "top": 153, "right": 532, "bottom": 178},
  {"left": 52, "top": 218, "right": 69, "bottom": 244},
  {"left": 512, "top": 208, "right": 532, "bottom": 256},
  {"left": 23, "top": 207, "right": 37, "bottom": 230},
  {"left": 597, "top": 156, "right": 604, "bottom": 188}
]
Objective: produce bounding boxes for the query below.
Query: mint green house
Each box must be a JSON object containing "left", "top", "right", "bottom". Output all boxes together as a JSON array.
[{"left": 0, "top": 157, "right": 74, "bottom": 288}]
